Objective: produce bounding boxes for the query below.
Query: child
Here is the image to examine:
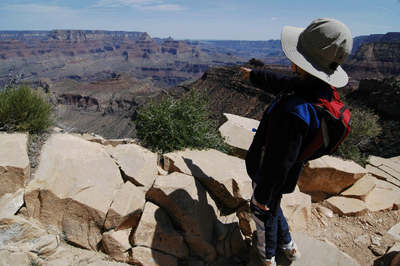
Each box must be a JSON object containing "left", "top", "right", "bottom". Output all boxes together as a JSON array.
[{"left": 241, "top": 18, "right": 353, "bottom": 266}]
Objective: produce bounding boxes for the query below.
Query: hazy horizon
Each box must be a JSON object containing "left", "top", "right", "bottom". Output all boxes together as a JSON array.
[{"left": 1, "top": 0, "right": 399, "bottom": 41}]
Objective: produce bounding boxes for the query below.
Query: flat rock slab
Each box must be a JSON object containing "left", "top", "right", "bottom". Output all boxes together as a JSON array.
[
  {"left": 163, "top": 149, "right": 252, "bottom": 209},
  {"left": 0, "top": 133, "right": 30, "bottom": 198},
  {"left": 388, "top": 222, "right": 400, "bottom": 241},
  {"left": 365, "top": 179, "right": 400, "bottom": 212},
  {"left": 218, "top": 113, "right": 259, "bottom": 158},
  {"left": 105, "top": 144, "right": 158, "bottom": 189},
  {"left": 298, "top": 156, "right": 368, "bottom": 197},
  {"left": 323, "top": 196, "right": 368, "bottom": 216},
  {"left": 341, "top": 174, "right": 376, "bottom": 201},
  {"left": 247, "top": 232, "right": 360, "bottom": 266},
  {"left": 368, "top": 156, "right": 400, "bottom": 181}
]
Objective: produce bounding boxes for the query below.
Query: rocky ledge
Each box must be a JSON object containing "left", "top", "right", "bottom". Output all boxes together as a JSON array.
[{"left": 1, "top": 114, "right": 400, "bottom": 266}]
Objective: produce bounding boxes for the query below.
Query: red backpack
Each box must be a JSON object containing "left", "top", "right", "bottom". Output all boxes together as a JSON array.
[{"left": 268, "top": 87, "right": 351, "bottom": 162}]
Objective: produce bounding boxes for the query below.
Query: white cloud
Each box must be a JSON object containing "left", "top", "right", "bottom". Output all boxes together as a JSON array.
[
  {"left": 2, "top": 3, "right": 76, "bottom": 14},
  {"left": 88, "top": 0, "right": 185, "bottom": 11},
  {"left": 140, "top": 4, "right": 186, "bottom": 11},
  {"left": 270, "top": 17, "right": 277, "bottom": 21}
]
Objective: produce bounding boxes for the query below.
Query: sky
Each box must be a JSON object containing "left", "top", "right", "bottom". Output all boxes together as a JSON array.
[{"left": 0, "top": 0, "right": 399, "bottom": 40}]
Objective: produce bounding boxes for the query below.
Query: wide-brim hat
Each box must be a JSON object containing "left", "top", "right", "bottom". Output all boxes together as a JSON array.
[{"left": 281, "top": 18, "right": 353, "bottom": 88}]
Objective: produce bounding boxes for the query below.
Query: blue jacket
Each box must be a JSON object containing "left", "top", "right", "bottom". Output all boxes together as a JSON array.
[{"left": 245, "top": 69, "right": 333, "bottom": 207}]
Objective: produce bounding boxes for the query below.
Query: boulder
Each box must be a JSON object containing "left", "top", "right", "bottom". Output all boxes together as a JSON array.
[
  {"left": 365, "top": 179, "right": 400, "bottom": 212},
  {"left": 0, "top": 189, "right": 24, "bottom": 217},
  {"left": 298, "top": 156, "right": 368, "bottom": 200},
  {"left": 128, "top": 246, "right": 178, "bottom": 266},
  {"left": 323, "top": 196, "right": 368, "bottom": 216},
  {"left": 341, "top": 174, "right": 376, "bottom": 201},
  {"left": 102, "top": 229, "right": 131, "bottom": 262},
  {"left": 132, "top": 201, "right": 189, "bottom": 258},
  {"left": 281, "top": 186, "right": 312, "bottom": 232},
  {"left": 104, "top": 181, "right": 146, "bottom": 231},
  {"left": 105, "top": 144, "right": 158, "bottom": 189},
  {"left": 368, "top": 156, "right": 400, "bottom": 182},
  {"left": 0, "top": 133, "right": 30, "bottom": 198},
  {"left": 163, "top": 149, "right": 252, "bottom": 209},
  {"left": 146, "top": 172, "right": 217, "bottom": 262},
  {"left": 218, "top": 113, "right": 259, "bottom": 159},
  {"left": 388, "top": 223, "right": 400, "bottom": 242},
  {"left": 0, "top": 215, "right": 60, "bottom": 258},
  {"left": 0, "top": 250, "right": 30, "bottom": 266},
  {"left": 24, "top": 134, "right": 124, "bottom": 250}
]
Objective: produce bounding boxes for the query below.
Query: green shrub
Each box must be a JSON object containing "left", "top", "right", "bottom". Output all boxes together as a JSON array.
[
  {"left": 335, "top": 101, "right": 381, "bottom": 165},
  {"left": 135, "top": 89, "right": 231, "bottom": 154},
  {"left": 0, "top": 83, "right": 56, "bottom": 133}
]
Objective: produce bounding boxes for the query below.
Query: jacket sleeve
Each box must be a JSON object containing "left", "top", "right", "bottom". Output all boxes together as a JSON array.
[
  {"left": 253, "top": 104, "right": 309, "bottom": 206},
  {"left": 249, "top": 69, "right": 297, "bottom": 95}
]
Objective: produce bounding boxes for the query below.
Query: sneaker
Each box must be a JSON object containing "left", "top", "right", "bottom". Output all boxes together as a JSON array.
[
  {"left": 252, "top": 232, "right": 277, "bottom": 266},
  {"left": 279, "top": 240, "right": 301, "bottom": 261}
]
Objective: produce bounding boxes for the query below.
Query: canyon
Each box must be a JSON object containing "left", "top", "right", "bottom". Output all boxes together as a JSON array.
[{"left": 1, "top": 30, "right": 399, "bottom": 153}]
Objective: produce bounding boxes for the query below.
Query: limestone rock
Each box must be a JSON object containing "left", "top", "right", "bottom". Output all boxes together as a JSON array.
[
  {"left": 0, "top": 189, "right": 24, "bottom": 217},
  {"left": 368, "top": 156, "right": 400, "bottom": 179},
  {"left": 0, "top": 133, "right": 30, "bottom": 198},
  {"left": 215, "top": 213, "right": 247, "bottom": 258},
  {"left": 129, "top": 246, "right": 178, "bottom": 266},
  {"left": 24, "top": 134, "right": 124, "bottom": 250},
  {"left": 132, "top": 201, "right": 189, "bottom": 258},
  {"left": 0, "top": 215, "right": 47, "bottom": 247},
  {"left": 218, "top": 113, "right": 259, "bottom": 158},
  {"left": 102, "top": 229, "right": 131, "bottom": 262},
  {"left": 341, "top": 174, "right": 376, "bottom": 201},
  {"left": 365, "top": 180, "right": 400, "bottom": 212},
  {"left": 298, "top": 156, "right": 368, "bottom": 200},
  {"left": 316, "top": 205, "right": 334, "bottom": 218},
  {"left": 367, "top": 156, "right": 400, "bottom": 188},
  {"left": 323, "top": 196, "right": 368, "bottom": 216},
  {"left": 388, "top": 223, "right": 400, "bottom": 242},
  {"left": 163, "top": 149, "right": 252, "bottom": 209},
  {"left": 105, "top": 144, "right": 158, "bottom": 189},
  {"left": 0, "top": 250, "right": 30, "bottom": 266},
  {"left": 104, "top": 181, "right": 145, "bottom": 231},
  {"left": 281, "top": 186, "right": 312, "bottom": 232},
  {"left": 0, "top": 215, "right": 60, "bottom": 258},
  {"left": 146, "top": 172, "right": 217, "bottom": 262}
]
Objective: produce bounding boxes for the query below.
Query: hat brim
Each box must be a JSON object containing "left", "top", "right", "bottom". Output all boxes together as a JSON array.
[{"left": 281, "top": 26, "right": 349, "bottom": 88}]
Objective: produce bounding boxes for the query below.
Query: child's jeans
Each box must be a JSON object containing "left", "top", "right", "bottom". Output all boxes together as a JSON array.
[{"left": 251, "top": 187, "right": 292, "bottom": 259}]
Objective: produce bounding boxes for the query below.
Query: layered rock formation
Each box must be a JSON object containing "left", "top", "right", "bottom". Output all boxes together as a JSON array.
[
  {"left": 343, "top": 41, "right": 400, "bottom": 87},
  {"left": 0, "top": 30, "right": 244, "bottom": 89}
]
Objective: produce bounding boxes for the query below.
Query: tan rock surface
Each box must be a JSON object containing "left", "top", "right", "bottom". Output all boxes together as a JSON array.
[
  {"left": 163, "top": 149, "right": 252, "bottom": 209},
  {"left": 104, "top": 181, "right": 145, "bottom": 231},
  {"left": 146, "top": 172, "right": 217, "bottom": 262},
  {"left": 0, "top": 133, "right": 30, "bottom": 198},
  {"left": 132, "top": 201, "right": 189, "bottom": 258},
  {"left": 102, "top": 229, "right": 131, "bottom": 262},
  {"left": 341, "top": 174, "right": 376, "bottom": 201},
  {"left": 323, "top": 196, "right": 368, "bottom": 216},
  {"left": 388, "top": 222, "right": 400, "bottom": 241},
  {"left": 0, "top": 250, "right": 30, "bottom": 266},
  {"left": 218, "top": 113, "right": 259, "bottom": 158},
  {"left": 298, "top": 156, "right": 368, "bottom": 198},
  {"left": 0, "top": 189, "right": 24, "bottom": 217},
  {"left": 105, "top": 143, "right": 158, "bottom": 189},
  {"left": 281, "top": 186, "right": 312, "bottom": 232},
  {"left": 365, "top": 180, "right": 400, "bottom": 212},
  {"left": 129, "top": 246, "right": 178, "bottom": 266},
  {"left": 24, "top": 134, "right": 124, "bottom": 250}
]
